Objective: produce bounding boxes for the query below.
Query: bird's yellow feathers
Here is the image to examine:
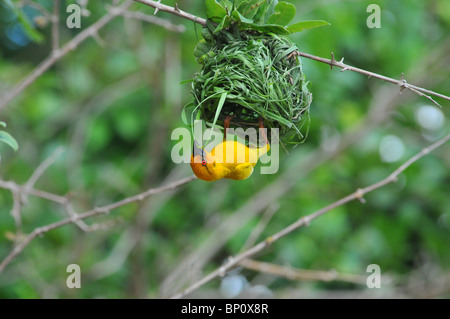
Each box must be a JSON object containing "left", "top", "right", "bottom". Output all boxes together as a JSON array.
[{"left": 191, "top": 140, "right": 269, "bottom": 182}]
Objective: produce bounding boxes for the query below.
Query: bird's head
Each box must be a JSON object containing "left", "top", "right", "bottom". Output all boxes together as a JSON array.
[{"left": 190, "top": 140, "right": 227, "bottom": 182}]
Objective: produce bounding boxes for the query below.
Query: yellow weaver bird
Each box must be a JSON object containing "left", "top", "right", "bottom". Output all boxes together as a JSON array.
[{"left": 191, "top": 116, "right": 270, "bottom": 181}]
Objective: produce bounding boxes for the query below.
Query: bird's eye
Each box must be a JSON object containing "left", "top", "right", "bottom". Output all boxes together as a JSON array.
[{"left": 202, "top": 160, "right": 206, "bottom": 166}]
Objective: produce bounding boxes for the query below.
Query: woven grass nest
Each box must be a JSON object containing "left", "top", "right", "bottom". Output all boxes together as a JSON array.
[{"left": 185, "top": 0, "right": 329, "bottom": 146}]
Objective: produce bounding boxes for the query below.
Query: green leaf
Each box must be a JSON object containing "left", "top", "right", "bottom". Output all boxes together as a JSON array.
[
  {"left": 0, "top": 121, "right": 6, "bottom": 128},
  {"left": 233, "top": 11, "right": 254, "bottom": 24},
  {"left": 181, "top": 103, "right": 192, "bottom": 125},
  {"left": 0, "top": 131, "right": 19, "bottom": 152},
  {"left": 209, "top": 91, "right": 227, "bottom": 138},
  {"left": 245, "top": 23, "right": 290, "bottom": 35},
  {"left": 287, "top": 20, "right": 330, "bottom": 33},
  {"left": 205, "top": 0, "right": 227, "bottom": 23},
  {"left": 268, "top": 1, "right": 296, "bottom": 26},
  {"left": 213, "top": 15, "right": 232, "bottom": 33}
]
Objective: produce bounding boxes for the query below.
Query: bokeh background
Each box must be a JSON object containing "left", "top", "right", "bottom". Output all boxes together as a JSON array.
[{"left": 0, "top": 0, "right": 449, "bottom": 298}]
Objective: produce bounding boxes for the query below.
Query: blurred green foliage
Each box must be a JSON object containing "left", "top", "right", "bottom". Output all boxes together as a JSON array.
[{"left": 0, "top": 0, "right": 448, "bottom": 298}]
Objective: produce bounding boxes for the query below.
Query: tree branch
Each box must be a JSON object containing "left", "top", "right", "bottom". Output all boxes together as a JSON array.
[
  {"left": 133, "top": 0, "right": 207, "bottom": 26},
  {"left": 170, "top": 134, "right": 450, "bottom": 298},
  {"left": 240, "top": 203, "right": 279, "bottom": 252},
  {"left": 239, "top": 259, "right": 368, "bottom": 285},
  {"left": 0, "top": 175, "right": 197, "bottom": 274},
  {"left": 51, "top": 0, "right": 60, "bottom": 51},
  {"left": 122, "top": 10, "right": 186, "bottom": 32},
  {"left": 294, "top": 52, "right": 449, "bottom": 107},
  {"left": 25, "top": 147, "right": 65, "bottom": 190},
  {"left": 0, "top": 180, "right": 68, "bottom": 204}
]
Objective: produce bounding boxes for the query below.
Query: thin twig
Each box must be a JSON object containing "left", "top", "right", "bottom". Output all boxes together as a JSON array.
[
  {"left": 25, "top": 147, "right": 65, "bottom": 190},
  {"left": 51, "top": 0, "right": 60, "bottom": 51},
  {"left": 133, "top": 1, "right": 449, "bottom": 106},
  {"left": 0, "top": 180, "right": 68, "bottom": 204},
  {"left": 240, "top": 203, "right": 279, "bottom": 252},
  {"left": 64, "top": 203, "right": 115, "bottom": 232},
  {"left": 122, "top": 10, "right": 186, "bottom": 32},
  {"left": 0, "top": 0, "right": 133, "bottom": 111},
  {"left": 8, "top": 147, "right": 64, "bottom": 236},
  {"left": 10, "top": 191, "right": 23, "bottom": 231},
  {"left": 133, "top": 0, "right": 206, "bottom": 26},
  {"left": 89, "top": 168, "right": 187, "bottom": 280},
  {"left": 295, "top": 51, "right": 448, "bottom": 107},
  {"left": 239, "top": 259, "right": 367, "bottom": 284},
  {"left": 0, "top": 175, "right": 196, "bottom": 274},
  {"left": 170, "top": 134, "right": 450, "bottom": 298}
]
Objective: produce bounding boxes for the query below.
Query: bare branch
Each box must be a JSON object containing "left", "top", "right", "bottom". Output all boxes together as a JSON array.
[
  {"left": 63, "top": 203, "right": 117, "bottom": 232},
  {"left": 0, "top": 175, "right": 196, "bottom": 274},
  {"left": 7, "top": 148, "right": 65, "bottom": 238},
  {"left": 0, "top": 180, "right": 68, "bottom": 205},
  {"left": 133, "top": 0, "right": 206, "bottom": 26},
  {"left": 64, "top": 203, "right": 95, "bottom": 232},
  {"left": 240, "top": 203, "right": 279, "bottom": 252},
  {"left": 10, "top": 191, "right": 23, "bottom": 231},
  {"left": 122, "top": 10, "right": 186, "bottom": 32},
  {"left": 51, "top": 0, "right": 60, "bottom": 51},
  {"left": 26, "top": 147, "right": 65, "bottom": 190},
  {"left": 88, "top": 168, "right": 188, "bottom": 280},
  {"left": 170, "top": 134, "right": 450, "bottom": 298},
  {"left": 239, "top": 259, "right": 368, "bottom": 285},
  {"left": 295, "top": 51, "right": 449, "bottom": 106}
]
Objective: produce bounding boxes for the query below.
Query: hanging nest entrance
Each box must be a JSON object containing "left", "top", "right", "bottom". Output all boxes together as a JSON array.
[{"left": 185, "top": 0, "right": 329, "bottom": 146}]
